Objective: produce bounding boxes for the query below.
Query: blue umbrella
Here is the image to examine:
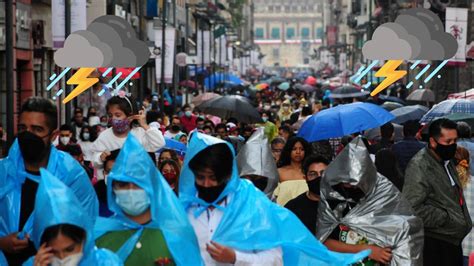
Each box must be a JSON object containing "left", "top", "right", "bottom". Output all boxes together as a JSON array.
[
  {"left": 205, "top": 73, "right": 243, "bottom": 90},
  {"left": 298, "top": 102, "right": 395, "bottom": 142},
  {"left": 158, "top": 138, "right": 187, "bottom": 157},
  {"left": 278, "top": 82, "right": 290, "bottom": 90},
  {"left": 420, "top": 99, "right": 474, "bottom": 124},
  {"left": 390, "top": 105, "right": 429, "bottom": 124}
]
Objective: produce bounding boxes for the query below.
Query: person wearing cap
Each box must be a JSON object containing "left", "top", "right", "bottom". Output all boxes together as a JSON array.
[
  {"left": 180, "top": 132, "right": 370, "bottom": 265},
  {"left": 24, "top": 169, "right": 122, "bottom": 266},
  {"left": 94, "top": 135, "right": 202, "bottom": 265}
]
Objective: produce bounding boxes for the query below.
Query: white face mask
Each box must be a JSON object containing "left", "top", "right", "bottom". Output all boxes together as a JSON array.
[
  {"left": 60, "top": 136, "right": 71, "bottom": 146},
  {"left": 51, "top": 252, "right": 83, "bottom": 266}
]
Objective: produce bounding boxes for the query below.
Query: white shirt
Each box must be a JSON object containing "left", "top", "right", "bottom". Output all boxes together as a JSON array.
[
  {"left": 188, "top": 194, "right": 283, "bottom": 266},
  {"left": 92, "top": 126, "right": 165, "bottom": 179},
  {"left": 78, "top": 140, "right": 94, "bottom": 161}
]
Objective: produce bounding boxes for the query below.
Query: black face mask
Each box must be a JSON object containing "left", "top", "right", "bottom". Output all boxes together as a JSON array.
[
  {"left": 171, "top": 125, "right": 181, "bottom": 132},
  {"left": 332, "top": 184, "right": 365, "bottom": 203},
  {"left": 434, "top": 141, "right": 457, "bottom": 161},
  {"left": 195, "top": 182, "right": 227, "bottom": 203},
  {"left": 17, "top": 131, "right": 49, "bottom": 163},
  {"left": 251, "top": 177, "right": 268, "bottom": 192},
  {"left": 306, "top": 178, "right": 321, "bottom": 195}
]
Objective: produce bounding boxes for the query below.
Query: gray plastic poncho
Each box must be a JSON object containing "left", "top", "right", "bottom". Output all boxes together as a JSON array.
[
  {"left": 317, "top": 137, "right": 424, "bottom": 265},
  {"left": 236, "top": 128, "right": 279, "bottom": 198}
]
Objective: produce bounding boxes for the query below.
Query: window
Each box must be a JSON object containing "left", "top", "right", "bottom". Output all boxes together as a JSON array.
[
  {"left": 269, "top": 6, "right": 274, "bottom": 12},
  {"left": 271, "top": 28, "right": 280, "bottom": 39},
  {"left": 285, "top": 6, "right": 291, "bottom": 12},
  {"left": 301, "top": 27, "right": 310, "bottom": 39},
  {"left": 316, "top": 27, "right": 324, "bottom": 39},
  {"left": 286, "top": 28, "right": 295, "bottom": 39},
  {"left": 255, "top": 28, "right": 264, "bottom": 39},
  {"left": 304, "top": 58, "right": 310, "bottom": 64},
  {"left": 275, "top": 6, "right": 281, "bottom": 12},
  {"left": 292, "top": 6, "right": 298, "bottom": 12},
  {"left": 273, "top": 48, "right": 280, "bottom": 58}
]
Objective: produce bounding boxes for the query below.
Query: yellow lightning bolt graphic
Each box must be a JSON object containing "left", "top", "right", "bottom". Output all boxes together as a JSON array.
[
  {"left": 371, "top": 60, "right": 407, "bottom": 96},
  {"left": 63, "top": 68, "right": 99, "bottom": 104}
]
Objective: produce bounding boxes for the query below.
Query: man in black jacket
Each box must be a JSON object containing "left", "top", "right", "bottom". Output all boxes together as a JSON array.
[{"left": 403, "top": 118, "right": 472, "bottom": 266}]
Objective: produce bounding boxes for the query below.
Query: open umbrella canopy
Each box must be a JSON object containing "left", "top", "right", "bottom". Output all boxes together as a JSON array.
[
  {"left": 382, "top": 101, "right": 404, "bottom": 111},
  {"left": 298, "top": 102, "right": 395, "bottom": 142},
  {"left": 443, "top": 113, "right": 474, "bottom": 129},
  {"left": 305, "top": 76, "right": 317, "bottom": 86},
  {"left": 390, "top": 105, "right": 429, "bottom": 124},
  {"left": 205, "top": 73, "right": 243, "bottom": 90},
  {"left": 420, "top": 99, "right": 474, "bottom": 124},
  {"left": 278, "top": 82, "right": 290, "bottom": 91},
  {"left": 296, "top": 84, "right": 317, "bottom": 93},
  {"left": 448, "top": 89, "right": 474, "bottom": 100},
  {"left": 158, "top": 138, "right": 187, "bottom": 157},
  {"left": 406, "top": 89, "right": 435, "bottom": 102},
  {"left": 255, "top": 83, "right": 269, "bottom": 90},
  {"left": 379, "top": 95, "right": 406, "bottom": 105},
  {"left": 197, "top": 95, "right": 263, "bottom": 123},
  {"left": 330, "top": 85, "right": 370, "bottom": 99},
  {"left": 191, "top": 92, "right": 220, "bottom": 106}
]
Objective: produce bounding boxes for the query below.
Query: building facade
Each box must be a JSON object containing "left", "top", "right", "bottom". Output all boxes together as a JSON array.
[{"left": 253, "top": 0, "right": 324, "bottom": 67}]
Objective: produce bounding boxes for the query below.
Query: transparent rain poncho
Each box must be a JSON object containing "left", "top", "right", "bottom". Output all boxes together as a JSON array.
[
  {"left": 0, "top": 140, "right": 98, "bottom": 264},
  {"left": 93, "top": 134, "right": 203, "bottom": 265},
  {"left": 23, "top": 168, "right": 122, "bottom": 265},
  {"left": 179, "top": 132, "right": 370, "bottom": 265}
]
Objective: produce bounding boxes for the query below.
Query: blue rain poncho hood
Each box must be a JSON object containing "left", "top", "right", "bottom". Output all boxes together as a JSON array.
[
  {"left": 0, "top": 140, "right": 98, "bottom": 265},
  {"left": 317, "top": 137, "right": 424, "bottom": 265},
  {"left": 179, "top": 132, "right": 370, "bottom": 265},
  {"left": 22, "top": 169, "right": 122, "bottom": 266},
  {"left": 94, "top": 134, "right": 203, "bottom": 265}
]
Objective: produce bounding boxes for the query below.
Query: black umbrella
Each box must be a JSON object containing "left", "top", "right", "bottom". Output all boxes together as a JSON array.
[
  {"left": 379, "top": 95, "right": 406, "bottom": 105},
  {"left": 296, "top": 84, "right": 318, "bottom": 93},
  {"left": 390, "top": 105, "right": 429, "bottom": 124},
  {"left": 330, "top": 85, "right": 370, "bottom": 99},
  {"left": 197, "top": 95, "right": 263, "bottom": 123}
]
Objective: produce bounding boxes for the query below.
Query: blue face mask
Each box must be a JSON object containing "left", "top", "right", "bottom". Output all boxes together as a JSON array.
[
  {"left": 262, "top": 117, "right": 268, "bottom": 122},
  {"left": 114, "top": 189, "right": 151, "bottom": 216}
]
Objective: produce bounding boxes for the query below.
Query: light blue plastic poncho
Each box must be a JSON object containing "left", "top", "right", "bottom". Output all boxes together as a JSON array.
[
  {"left": 94, "top": 134, "right": 203, "bottom": 265},
  {"left": 0, "top": 141, "right": 99, "bottom": 264},
  {"left": 23, "top": 169, "right": 122, "bottom": 266},
  {"left": 179, "top": 132, "right": 371, "bottom": 265}
]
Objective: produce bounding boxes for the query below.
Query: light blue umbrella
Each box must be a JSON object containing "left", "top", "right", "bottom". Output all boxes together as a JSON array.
[
  {"left": 278, "top": 82, "right": 290, "bottom": 90},
  {"left": 420, "top": 99, "right": 474, "bottom": 124},
  {"left": 298, "top": 102, "right": 395, "bottom": 142}
]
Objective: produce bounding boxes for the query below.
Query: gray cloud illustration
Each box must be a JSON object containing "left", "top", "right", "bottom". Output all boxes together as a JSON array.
[
  {"left": 54, "top": 15, "right": 150, "bottom": 67},
  {"left": 363, "top": 8, "right": 457, "bottom": 60}
]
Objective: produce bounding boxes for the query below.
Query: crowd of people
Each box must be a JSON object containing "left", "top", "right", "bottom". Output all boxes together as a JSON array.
[{"left": 0, "top": 80, "right": 473, "bottom": 266}]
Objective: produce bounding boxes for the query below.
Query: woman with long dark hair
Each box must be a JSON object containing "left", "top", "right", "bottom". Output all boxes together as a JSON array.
[{"left": 273, "top": 137, "right": 312, "bottom": 206}]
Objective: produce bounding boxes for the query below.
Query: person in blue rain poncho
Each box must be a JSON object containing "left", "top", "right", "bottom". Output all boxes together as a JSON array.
[
  {"left": 23, "top": 169, "right": 122, "bottom": 266},
  {"left": 180, "top": 132, "right": 371, "bottom": 265},
  {"left": 94, "top": 134, "right": 203, "bottom": 265},
  {"left": 0, "top": 97, "right": 98, "bottom": 265}
]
